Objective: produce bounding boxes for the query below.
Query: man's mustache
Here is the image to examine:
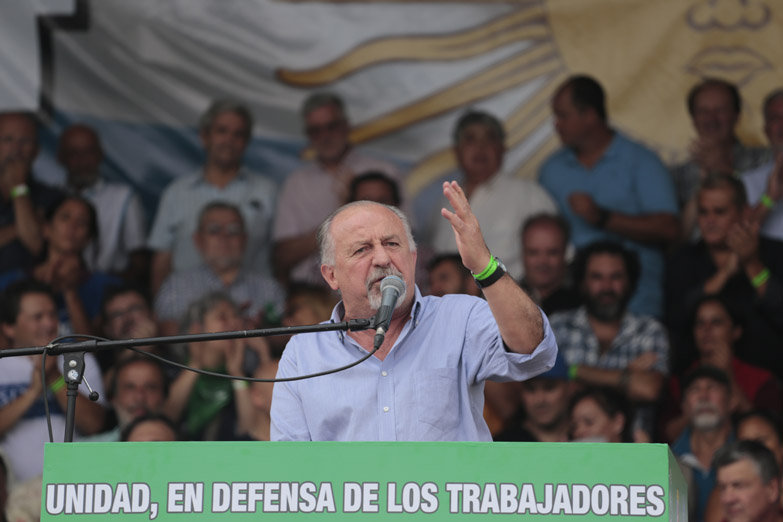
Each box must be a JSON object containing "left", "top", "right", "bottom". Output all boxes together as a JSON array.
[{"left": 366, "top": 267, "right": 404, "bottom": 293}]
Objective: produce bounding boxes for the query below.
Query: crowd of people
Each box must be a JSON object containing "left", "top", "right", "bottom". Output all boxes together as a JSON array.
[{"left": 1, "top": 73, "right": 782, "bottom": 522}]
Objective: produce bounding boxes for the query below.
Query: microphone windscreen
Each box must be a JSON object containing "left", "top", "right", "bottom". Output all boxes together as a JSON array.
[{"left": 379, "top": 275, "right": 406, "bottom": 295}]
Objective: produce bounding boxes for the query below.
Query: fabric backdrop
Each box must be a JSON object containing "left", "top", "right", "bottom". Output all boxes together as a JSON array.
[{"left": 2, "top": 0, "right": 782, "bottom": 225}]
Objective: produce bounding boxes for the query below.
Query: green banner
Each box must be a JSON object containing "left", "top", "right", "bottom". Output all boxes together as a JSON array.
[{"left": 42, "top": 442, "right": 687, "bottom": 520}]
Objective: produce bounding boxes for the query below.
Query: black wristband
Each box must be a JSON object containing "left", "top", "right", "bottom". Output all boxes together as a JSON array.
[
  {"left": 595, "top": 207, "right": 611, "bottom": 229},
  {"left": 474, "top": 257, "right": 507, "bottom": 289}
]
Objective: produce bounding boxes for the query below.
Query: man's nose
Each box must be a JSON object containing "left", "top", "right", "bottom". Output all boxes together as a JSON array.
[
  {"left": 371, "top": 245, "right": 392, "bottom": 266},
  {"left": 596, "top": 279, "right": 614, "bottom": 292},
  {"left": 43, "top": 316, "right": 59, "bottom": 331},
  {"left": 721, "top": 488, "right": 737, "bottom": 505}
]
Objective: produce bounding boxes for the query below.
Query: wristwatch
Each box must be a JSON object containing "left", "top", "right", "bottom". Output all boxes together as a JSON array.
[{"left": 472, "top": 256, "right": 507, "bottom": 289}]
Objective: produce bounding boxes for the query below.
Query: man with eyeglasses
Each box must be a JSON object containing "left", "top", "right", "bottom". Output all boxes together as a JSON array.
[
  {"left": 147, "top": 100, "right": 278, "bottom": 295},
  {"left": 154, "top": 202, "right": 285, "bottom": 335},
  {"left": 272, "top": 92, "right": 402, "bottom": 286},
  {"left": 95, "top": 285, "right": 173, "bottom": 378}
]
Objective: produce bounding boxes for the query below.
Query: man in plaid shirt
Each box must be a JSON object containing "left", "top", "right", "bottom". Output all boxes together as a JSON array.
[{"left": 548, "top": 241, "right": 669, "bottom": 435}]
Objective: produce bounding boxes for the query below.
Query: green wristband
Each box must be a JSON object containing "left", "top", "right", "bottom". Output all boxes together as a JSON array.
[
  {"left": 10, "top": 184, "right": 29, "bottom": 199},
  {"left": 751, "top": 268, "right": 770, "bottom": 288},
  {"left": 49, "top": 375, "right": 65, "bottom": 393},
  {"left": 473, "top": 256, "right": 498, "bottom": 281},
  {"left": 568, "top": 364, "right": 579, "bottom": 381},
  {"left": 760, "top": 193, "right": 775, "bottom": 210}
]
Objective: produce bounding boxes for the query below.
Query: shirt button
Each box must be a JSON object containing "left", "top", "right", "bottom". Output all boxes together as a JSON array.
[
  {"left": 383, "top": 406, "right": 390, "bottom": 412},
  {"left": 381, "top": 371, "right": 388, "bottom": 377}
]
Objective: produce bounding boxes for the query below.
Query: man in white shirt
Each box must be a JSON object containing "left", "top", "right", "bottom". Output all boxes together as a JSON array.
[
  {"left": 430, "top": 110, "right": 557, "bottom": 281},
  {"left": 0, "top": 279, "right": 106, "bottom": 482},
  {"left": 57, "top": 124, "right": 147, "bottom": 275}
]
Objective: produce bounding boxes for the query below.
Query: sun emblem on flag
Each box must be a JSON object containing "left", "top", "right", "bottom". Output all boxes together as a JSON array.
[{"left": 277, "top": 0, "right": 781, "bottom": 195}]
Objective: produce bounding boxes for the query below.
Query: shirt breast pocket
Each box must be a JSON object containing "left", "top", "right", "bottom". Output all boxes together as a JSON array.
[{"left": 414, "top": 368, "right": 460, "bottom": 440}]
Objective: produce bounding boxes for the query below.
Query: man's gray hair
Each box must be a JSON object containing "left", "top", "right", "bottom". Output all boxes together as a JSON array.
[
  {"left": 700, "top": 172, "right": 748, "bottom": 209},
  {"left": 196, "top": 201, "right": 245, "bottom": 231},
  {"left": 198, "top": 99, "right": 254, "bottom": 138},
  {"left": 301, "top": 92, "right": 345, "bottom": 120},
  {"left": 713, "top": 439, "right": 781, "bottom": 485},
  {"left": 452, "top": 110, "right": 506, "bottom": 147},
  {"left": 317, "top": 201, "right": 416, "bottom": 266},
  {"left": 179, "top": 291, "right": 239, "bottom": 333}
]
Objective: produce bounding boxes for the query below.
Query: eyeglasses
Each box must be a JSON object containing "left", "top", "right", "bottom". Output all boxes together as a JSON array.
[
  {"left": 201, "top": 223, "right": 245, "bottom": 237},
  {"left": 305, "top": 119, "right": 346, "bottom": 138}
]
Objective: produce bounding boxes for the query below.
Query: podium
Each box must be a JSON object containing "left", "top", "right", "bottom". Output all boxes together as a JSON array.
[{"left": 42, "top": 441, "right": 687, "bottom": 520}]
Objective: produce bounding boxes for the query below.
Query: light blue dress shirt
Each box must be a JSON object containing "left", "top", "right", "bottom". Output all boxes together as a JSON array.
[{"left": 271, "top": 288, "right": 557, "bottom": 442}]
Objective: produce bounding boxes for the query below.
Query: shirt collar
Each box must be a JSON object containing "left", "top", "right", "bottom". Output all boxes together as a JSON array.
[
  {"left": 562, "top": 129, "right": 620, "bottom": 166},
  {"left": 79, "top": 177, "right": 106, "bottom": 196},
  {"left": 190, "top": 168, "right": 249, "bottom": 187},
  {"left": 197, "top": 264, "right": 248, "bottom": 287}
]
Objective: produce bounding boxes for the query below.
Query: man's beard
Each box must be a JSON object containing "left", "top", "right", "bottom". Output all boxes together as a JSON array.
[
  {"left": 584, "top": 290, "right": 628, "bottom": 322},
  {"left": 207, "top": 254, "right": 243, "bottom": 273},
  {"left": 366, "top": 267, "right": 405, "bottom": 310},
  {"left": 210, "top": 145, "right": 243, "bottom": 170},
  {"left": 69, "top": 169, "right": 100, "bottom": 190},
  {"left": 692, "top": 403, "right": 725, "bottom": 431}
]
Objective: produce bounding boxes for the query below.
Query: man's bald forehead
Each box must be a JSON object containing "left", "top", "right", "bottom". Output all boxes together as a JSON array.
[
  {"left": 332, "top": 200, "right": 399, "bottom": 226},
  {"left": 0, "top": 112, "right": 37, "bottom": 132}
]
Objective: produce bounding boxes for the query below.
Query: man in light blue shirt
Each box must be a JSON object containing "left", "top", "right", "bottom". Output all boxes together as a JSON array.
[
  {"left": 539, "top": 75, "right": 680, "bottom": 318},
  {"left": 271, "top": 181, "right": 558, "bottom": 441}
]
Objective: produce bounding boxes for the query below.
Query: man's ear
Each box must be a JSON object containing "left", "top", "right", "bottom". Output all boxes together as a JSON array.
[
  {"left": 187, "top": 321, "right": 203, "bottom": 335},
  {"left": 193, "top": 230, "right": 204, "bottom": 253},
  {"left": 732, "top": 325, "right": 743, "bottom": 343},
  {"left": 764, "top": 477, "right": 781, "bottom": 505},
  {"left": 741, "top": 205, "right": 753, "bottom": 222},
  {"left": 321, "top": 265, "right": 339, "bottom": 291},
  {"left": 42, "top": 221, "right": 52, "bottom": 242},
  {"left": 1, "top": 323, "right": 15, "bottom": 342}
]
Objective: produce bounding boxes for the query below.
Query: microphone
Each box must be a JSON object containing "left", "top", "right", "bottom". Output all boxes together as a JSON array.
[{"left": 373, "top": 275, "right": 406, "bottom": 349}]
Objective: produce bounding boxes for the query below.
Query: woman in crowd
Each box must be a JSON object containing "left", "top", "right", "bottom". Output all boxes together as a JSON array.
[
  {"left": 569, "top": 387, "right": 636, "bottom": 443},
  {"left": 0, "top": 195, "right": 121, "bottom": 336},
  {"left": 661, "top": 295, "right": 781, "bottom": 442}
]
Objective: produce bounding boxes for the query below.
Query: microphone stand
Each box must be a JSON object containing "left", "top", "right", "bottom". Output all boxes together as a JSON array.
[{"left": 0, "top": 318, "right": 374, "bottom": 443}]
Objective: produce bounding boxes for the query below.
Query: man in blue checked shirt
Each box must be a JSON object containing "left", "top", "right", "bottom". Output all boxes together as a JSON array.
[{"left": 271, "top": 180, "right": 558, "bottom": 441}]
